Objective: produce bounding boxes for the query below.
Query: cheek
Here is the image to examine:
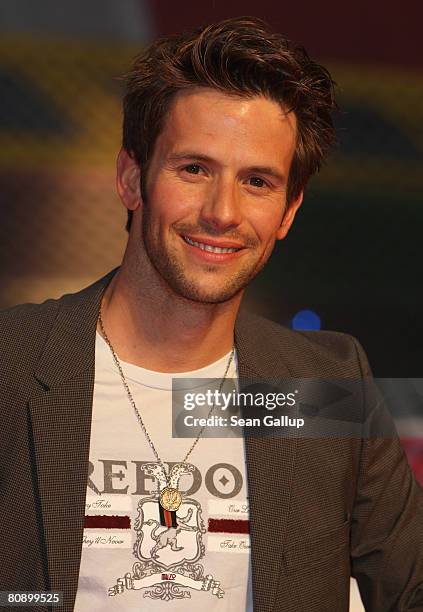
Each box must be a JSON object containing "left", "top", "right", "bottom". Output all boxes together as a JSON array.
[
  {"left": 251, "top": 212, "right": 284, "bottom": 246},
  {"left": 149, "top": 180, "right": 201, "bottom": 223}
]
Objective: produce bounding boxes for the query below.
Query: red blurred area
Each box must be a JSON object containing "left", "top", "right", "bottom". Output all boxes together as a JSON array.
[
  {"left": 402, "top": 438, "right": 423, "bottom": 486},
  {"left": 151, "top": 0, "right": 423, "bottom": 68}
]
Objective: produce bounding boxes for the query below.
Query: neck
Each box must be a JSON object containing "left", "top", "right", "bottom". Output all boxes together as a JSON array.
[{"left": 98, "top": 260, "right": 242, "bottom": 374}]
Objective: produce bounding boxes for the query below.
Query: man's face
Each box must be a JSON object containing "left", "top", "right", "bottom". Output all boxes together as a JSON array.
[{"left": 137, "top": 88, "right": 301, "bottom": 304}]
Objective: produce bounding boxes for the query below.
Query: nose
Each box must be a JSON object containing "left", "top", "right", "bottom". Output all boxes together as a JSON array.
[{"left": 199, "top": 176, "right": 242, "bottom": 231}]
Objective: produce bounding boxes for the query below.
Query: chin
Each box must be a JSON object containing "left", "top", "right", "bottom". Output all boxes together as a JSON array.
[
  {"left": 166, "top": 275, "right": 250, "bottom": 304},
  {"left": 144, "top": 241, "right": 261, "bottom": 304}
]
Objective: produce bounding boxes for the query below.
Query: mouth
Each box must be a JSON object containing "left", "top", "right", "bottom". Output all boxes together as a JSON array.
[{"left": 182, "top": 235, "right": 243, "bottom": 254}]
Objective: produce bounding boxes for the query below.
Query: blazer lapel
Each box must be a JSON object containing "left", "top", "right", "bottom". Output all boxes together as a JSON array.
[
  {"left": 28, "top": 269, "right": 118, "bottom": 608},
  {"left": 235, "top": 311, "right": 298, "bottom": 612}
]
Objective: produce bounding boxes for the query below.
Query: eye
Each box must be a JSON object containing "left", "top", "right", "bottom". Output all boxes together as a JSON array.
[
  {"left": 184, "top": 164, "right": 202, "bottom": 175},
  {"left": 248, "top": 176, "right": 267, "bottom": 188}
]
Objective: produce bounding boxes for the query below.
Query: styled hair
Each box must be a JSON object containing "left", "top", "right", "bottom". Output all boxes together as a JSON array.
[{"left": 122, "top": 16, "right": 337, "bottom": 232}]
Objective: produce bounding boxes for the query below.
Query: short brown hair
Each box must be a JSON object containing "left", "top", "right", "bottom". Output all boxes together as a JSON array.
[{"left": 123, "top": 16, "right": 337, "bottom": 232}]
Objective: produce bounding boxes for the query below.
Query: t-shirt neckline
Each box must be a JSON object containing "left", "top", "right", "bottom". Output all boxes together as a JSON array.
[{"left": 95, "top": 330, "right": 237, "bottom": 391}]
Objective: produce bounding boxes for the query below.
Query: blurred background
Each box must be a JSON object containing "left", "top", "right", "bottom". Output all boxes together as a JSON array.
[
  {"left": 1, "top": 7, "right": 422, "bottom": 413},
  {"left": 0, "top": 2, "right": 421, "bottom": 608}
]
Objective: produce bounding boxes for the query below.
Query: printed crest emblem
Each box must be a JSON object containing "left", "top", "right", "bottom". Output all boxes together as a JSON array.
[
  {"left": 108, "top": 462, "right": 224, "bottom": 601},
  {"left": 134, "top": 496, "right": 204, "bottom": 567}
]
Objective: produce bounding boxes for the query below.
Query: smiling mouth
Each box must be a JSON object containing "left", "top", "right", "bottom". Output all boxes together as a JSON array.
[{"left": 182, "top": 235, "right": 242, "bottom": 254}]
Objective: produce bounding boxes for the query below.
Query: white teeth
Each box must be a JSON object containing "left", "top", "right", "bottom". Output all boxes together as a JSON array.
[{"left": 184, "top": 236, "right": 239, "bottom": 253}]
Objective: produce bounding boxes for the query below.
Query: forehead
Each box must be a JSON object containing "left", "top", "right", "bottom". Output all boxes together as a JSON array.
[{"left": 154, "top": 87, "right": 297, "bottom": 167}]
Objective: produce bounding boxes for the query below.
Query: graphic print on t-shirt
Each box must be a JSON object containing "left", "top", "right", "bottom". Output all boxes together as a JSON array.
[
  {"left": 108, "top": 461, "right": 224, "bottom": 600},
  {"left": 79, "top": 458, "right": 252, "bottom": 610}
]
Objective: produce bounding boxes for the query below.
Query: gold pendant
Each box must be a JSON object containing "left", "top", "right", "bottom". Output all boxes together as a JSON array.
[{"left": 159, "top": 486, "right": 182, "bottom": 511}]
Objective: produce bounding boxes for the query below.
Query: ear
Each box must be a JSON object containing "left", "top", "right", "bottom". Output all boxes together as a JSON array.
[
  {"left": 116, "top": 148, "right": 142, "bottom": 212},
  {"left": 276, "top": 190, "right": 304, "bottom": 240}
]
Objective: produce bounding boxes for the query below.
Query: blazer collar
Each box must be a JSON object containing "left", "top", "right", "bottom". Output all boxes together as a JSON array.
[
  {"left": 34, "top": 266, "right": 292, "bottom": 389},
  {"left": 31, "top": 268, "right": 296, "bottom": 612}
]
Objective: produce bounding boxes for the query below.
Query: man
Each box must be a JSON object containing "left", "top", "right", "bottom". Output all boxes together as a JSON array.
[{"left": 0, "top": 16, "right": 422, "bottom": 612}]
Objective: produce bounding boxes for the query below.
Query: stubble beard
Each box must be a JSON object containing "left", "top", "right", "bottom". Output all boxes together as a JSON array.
[{"left": 141, "top": 208, "right": 272, "bottom": 305}]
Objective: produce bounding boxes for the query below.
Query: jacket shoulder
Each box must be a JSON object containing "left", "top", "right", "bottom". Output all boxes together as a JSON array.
[
  {"left": 0, "top": 296, "right": 60, "bottom": 335},
  {"left": 0, "top": 297, "right": 62, "bottom": 378},
  {"left": 237, "top": 310, "right": 370, "bottom": 377}
]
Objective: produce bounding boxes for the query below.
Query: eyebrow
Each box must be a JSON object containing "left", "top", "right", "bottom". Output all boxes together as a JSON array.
[{"left": 167, "top": 151, "right": 286, "bottom": 183}]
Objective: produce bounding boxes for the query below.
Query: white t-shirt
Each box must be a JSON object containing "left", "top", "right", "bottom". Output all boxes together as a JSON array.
[{"left": 74, "top": 332, "right": 253, "bottom": 611}]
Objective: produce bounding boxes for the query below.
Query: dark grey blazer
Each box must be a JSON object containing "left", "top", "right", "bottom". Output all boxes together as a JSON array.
[{"left": 1, "top": 268, "right": 422, "bottom": 612}]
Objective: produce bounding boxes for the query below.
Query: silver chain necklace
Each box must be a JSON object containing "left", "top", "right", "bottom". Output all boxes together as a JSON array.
[{"left": 98, "top": 304, "right": 235, "bottom": 517}]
